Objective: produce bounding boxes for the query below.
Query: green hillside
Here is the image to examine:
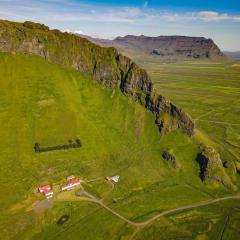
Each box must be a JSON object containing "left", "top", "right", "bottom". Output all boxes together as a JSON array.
[
  {"left": 0, "top": 20, "right": 195, "bottom": 136},
  {"left": 0, "top": 53, "right": 239, "bottom": 240}
]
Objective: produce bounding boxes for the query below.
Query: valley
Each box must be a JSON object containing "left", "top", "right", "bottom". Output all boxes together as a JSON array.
[{"left": 0, "top": 20, "right": 239, "bottom": 240}]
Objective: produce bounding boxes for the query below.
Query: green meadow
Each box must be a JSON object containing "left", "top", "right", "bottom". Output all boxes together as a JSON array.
[
  {"left": 0, "top": 53, "right": 239, "bottom": 239},
  {"left": 134, "top": 199, "right": 240, "bottom": 240},
  {"left": 139, "top": 60, "right": 240, "bottom": 175}
]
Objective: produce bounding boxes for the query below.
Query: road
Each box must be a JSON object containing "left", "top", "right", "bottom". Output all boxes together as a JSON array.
[
  {"left": 194, "top": 119, "right": 240, "bottom": 126},
  {"left": 80, "top": 190, "right": 240, "bottom": 228},
  {"left": 80, "top": 190, "right": 137, "bottom": 226},
  {"left": 137, "top": 195, "right": 240, "bottom": 227}
]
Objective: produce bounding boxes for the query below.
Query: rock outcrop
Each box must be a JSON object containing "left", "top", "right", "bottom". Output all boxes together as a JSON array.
[
  {"left": 162, "top": 150, "right": 181, "bottom": 171},
  {"left": 196, "top": 147, "right": 237, "bottom": 191},
  {"left": 0, "top": 20, "right": 195, "bottom": 136},
  {"left": 236, "top": 162, "right": 240, "bottom": 174}
]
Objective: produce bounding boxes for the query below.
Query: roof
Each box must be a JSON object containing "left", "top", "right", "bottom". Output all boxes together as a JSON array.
[
  {"left": 43, "top": 189, "right": 53, "bottom": 196},
  {"left": 66, "top": 175, "right": 75, "bottom": 180},
  {"left": 111, "top": 175, "right": 120, "bottom": 182},
  {"left": 106, "top": 175, "right": 120, "bottom": 182},
  {"left": 62, "top": 178, "right": 81, "bottom": 188},
  {"left": 38, "top": 184, "right": 51, "bottom": 192}
]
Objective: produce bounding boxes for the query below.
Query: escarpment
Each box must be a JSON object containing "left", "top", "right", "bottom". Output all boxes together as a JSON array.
[{"left": 0, "top": 20, "right": 194, "bottom": 136}]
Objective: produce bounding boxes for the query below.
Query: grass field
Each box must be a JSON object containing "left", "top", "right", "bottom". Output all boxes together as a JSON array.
[
  {"left": 138, "top": 60, "right": 240, "bottom": 176},
  {"left": 0, "top": 53, "right": 239, "bottom": 239},
  {"left": 134, "top": 199, "right": 240, "bottom": 240}
]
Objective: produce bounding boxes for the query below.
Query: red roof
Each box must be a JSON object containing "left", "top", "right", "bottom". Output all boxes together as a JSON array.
[
  {"left": 71, "top": 178, "right": 80, "bottom": 183},
  {"left": 62, "top": 178, "right": 81, "bottom": 188},
  {"left": 38, "top": 184, "right": 51, "bottom": 193}
]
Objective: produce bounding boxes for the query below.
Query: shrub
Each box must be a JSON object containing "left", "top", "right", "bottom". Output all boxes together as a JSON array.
[{"left": 23, "top": 21, "right": 49, "bottom": 31}]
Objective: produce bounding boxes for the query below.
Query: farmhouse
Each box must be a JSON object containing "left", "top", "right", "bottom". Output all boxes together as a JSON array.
[
  {"left": 61, "top": 178, "right": 81, "bottom": 191},
  {"left": 106, "top": 175, "right": 120, "bottom": 183},
  {"left": 38, "top": 184, "right": 53, "bottom": 198}
]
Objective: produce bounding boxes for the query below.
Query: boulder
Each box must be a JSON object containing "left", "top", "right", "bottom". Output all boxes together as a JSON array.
[{"left": 162, "top": 150, "right": 181, "bottom": 171}]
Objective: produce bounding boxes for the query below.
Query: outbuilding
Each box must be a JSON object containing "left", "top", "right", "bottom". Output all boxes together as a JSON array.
[
  {"left": 66, "top": 175, "right": 75, "bottom": 181},
  {"left": 106, "top": 175, "right": 120, "bottom": 183},
  {"left": 61, "top": 178, "right": 81, "bottom": 191},
  {"left": 38, "top": 184, "right": 53, "bottom": 198}
]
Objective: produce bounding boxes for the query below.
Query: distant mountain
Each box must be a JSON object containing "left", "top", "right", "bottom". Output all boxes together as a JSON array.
[
  {"left": 80, "top": 34, "right": 226, "bottom": 62},
  {"left": 224, "top": 51, "right": 240, "bottom": 60}
]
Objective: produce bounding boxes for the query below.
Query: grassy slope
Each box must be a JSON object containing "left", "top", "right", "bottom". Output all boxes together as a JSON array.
[{"left": 0, "top": 53, "right": 238, "bottom": 239}]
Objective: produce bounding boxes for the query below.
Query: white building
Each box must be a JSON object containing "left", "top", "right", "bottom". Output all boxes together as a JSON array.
[{"left": 106, "top": 175, "right": 120, "bottom": 183}]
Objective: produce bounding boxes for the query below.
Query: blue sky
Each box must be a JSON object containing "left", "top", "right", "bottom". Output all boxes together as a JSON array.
[
  {"left": 0, "top": 0, "right": 239, "bottom": 50},
  {"left": 87, "top": 0, "right": 240, "bottom": 12}
]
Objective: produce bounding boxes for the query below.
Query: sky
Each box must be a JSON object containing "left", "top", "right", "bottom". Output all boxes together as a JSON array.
[{"left": 0, "top": 0, "right": 239, "bottom": 51}]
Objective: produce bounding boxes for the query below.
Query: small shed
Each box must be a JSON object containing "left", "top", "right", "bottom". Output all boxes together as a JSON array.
[{"left": 106, "top": 175, "right": 120, "bottom": 183}]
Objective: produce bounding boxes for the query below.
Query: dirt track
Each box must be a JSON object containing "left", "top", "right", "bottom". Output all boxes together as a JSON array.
[{"left": 80, "top": 190, "right": 240, "bottom": 228}]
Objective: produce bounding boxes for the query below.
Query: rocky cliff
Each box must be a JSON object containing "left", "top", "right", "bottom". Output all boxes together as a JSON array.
[{"left": 0, "top": 20, "right": 194, "bottom": 136}]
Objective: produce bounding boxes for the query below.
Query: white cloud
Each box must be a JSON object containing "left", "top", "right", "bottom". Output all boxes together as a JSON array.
[
  {"left": 64, "top": 29, "right": 84, "bottom": 35},
  {"left": 0, "top": 0, "right": 144, "bottom": 24},
  {"left": 143, "top": 11, "right": 240, "bottom": 23},
  {"left": 0, "top": 0, "right": 239, "bottom": 25},
  {"left": 73, "top": 30, "right": 84, "bottom": 35},
  {"left": 197, "top": 11, "right": 240, "bottom": 22}
]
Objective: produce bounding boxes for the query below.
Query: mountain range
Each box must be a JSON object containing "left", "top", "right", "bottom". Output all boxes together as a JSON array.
[{"left": 79, "top": 34, "right": 226, "bottom": 62}]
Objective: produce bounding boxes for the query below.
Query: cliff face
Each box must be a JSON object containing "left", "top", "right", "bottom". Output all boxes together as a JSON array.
[{"left": 0, "top": 20, "right": 194, "bottom": 136}]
